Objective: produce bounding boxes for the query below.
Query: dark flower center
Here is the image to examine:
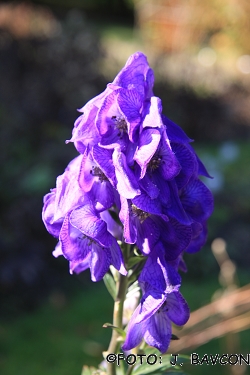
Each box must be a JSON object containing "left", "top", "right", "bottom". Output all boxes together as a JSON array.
[
  {"left": 131, "top": 204, "right": 150, "bottom": 223},
  {"left": 148, "top": 154, "right": 162, "bottom": 171},
  {"left": 112, "top": 115, "right": 128, "bottom": 136},
  {"left": 158, "top": 300, "right": 168, "bottom": 313},
  {"left": 82, "top": 234, "right": 105, "bottom": 249},
  {"left": 90, "top": 166, "right": 108, "bottom": 182}
]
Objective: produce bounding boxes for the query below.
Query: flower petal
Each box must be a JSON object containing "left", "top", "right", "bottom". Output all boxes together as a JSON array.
[
  {"left": 159, "top": 217, "right": 192, "bottom": 260},
  {"left": 119, "top": 197, "right": 137, "bottom": 244},
  {"left": 117, "top": 89, "right": 142, "bottom": 142},
  {"left": 66, "top": 104, "right": 101, "bottom": 152},
  {"left": 139, "top": 243, "right": 181, "bottom": 292},
  {"left": 142, "top": 96, "right": 163, "bottom": 129},
  {"left": 167, "top": 181, "right": 191, "bottom": 225},
  {"left": 144, "top": 312, "right": 172, "bottom": 353},
  {"left": 180, "top": 178, "right": 214, "bottom": 222},
  {"left": 162, "top": 115, "right": 192, "bottom": 144},
  {"left": 185, "top": 222, "right": 208, "bottom": 253},
  {"left": 69, "top": 255, "right": 90, "bottom": 275},
  {"left": 113, "top": 148, "right": 141, "bottom": 199},
  {"left": 134, "top": 128, "right": 161, "bottom": 178},
  {"left": 109, "top": 238, "right": 127, "bottom": 276},
  {"left": 139, "top": 174, "right": 159, "bottom": 199},
  {"left": 135, "top": 289, "right": 166, "bottom": 324},
  {"left": 172, "top": 142, "right": 197, "bottom": 189},
  {"left": 113, "top": 51, "right": 153, "bottom": 98},
  {"left": 90, "top": 244, "right": 111, "bottom": 281},
  {"left": 69, "top": 204, "right": 111, "bottom": 247},
  {"left": 122, "top": 304, "right": 146, "bottom": 351},
  {"left": 92, "top": 145, "right": 116, "bottom": 185},
  {"left": 59, "top": 213, "right": 91, "bottom": 261},
  {"left": 136, "top": 217, "right": 160, "bottom": 255},
  {"left": 166, "top": 291, "right": 190, "bottom": 326}
]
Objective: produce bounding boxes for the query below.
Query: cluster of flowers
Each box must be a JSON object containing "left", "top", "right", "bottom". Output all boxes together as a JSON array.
[{"left": 42, "top": 52, "right": 213, "bottom": 353}]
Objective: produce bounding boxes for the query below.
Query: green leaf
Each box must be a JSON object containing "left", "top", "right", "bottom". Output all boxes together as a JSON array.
[
  {"left": 103, "top": 273, "right": 116, "bottom": 300},
  {"left": 102, "top": 323, "right": 126, "bottom": 339}
]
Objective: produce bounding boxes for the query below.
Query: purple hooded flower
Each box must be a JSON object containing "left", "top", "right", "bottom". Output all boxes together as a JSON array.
[
  {"left": 122, "top": 287, "right": 189, "bottom": 353},
  {"left": 42, "top": 154, "right": 126, "bottom": 281},
  {"left": 42, "top": 155, "right": 85, "bottom": 237},
  {"left": 67, "top": 52, "right": 154, "bottom": 153},
  {"left": 54, "top": 203, "right": 127, "bottom": 281}
]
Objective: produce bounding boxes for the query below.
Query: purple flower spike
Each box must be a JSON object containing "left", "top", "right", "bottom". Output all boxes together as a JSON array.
[{"left": 42, "top": 52, "right": 213, "bottom": 348}]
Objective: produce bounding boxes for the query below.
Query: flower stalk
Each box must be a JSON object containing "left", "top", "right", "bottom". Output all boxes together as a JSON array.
[{"left": 107, "top": 273, "right": 128, "bottom": 375}]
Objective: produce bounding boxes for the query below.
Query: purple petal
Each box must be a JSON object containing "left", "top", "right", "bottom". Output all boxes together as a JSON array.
[
  {"left": 172, "top": 142, "right": 197, "bottom": 189},
  {"left": 167, "top": 181, "right": 191, "bottom": 225},
  {"left": 154, "top": 217, "right": 192, "bottom": 260},
  {"left": 142, "top": 96, "right": 163, "bottom": 129},
  {"left": 144, "top": 312, "right": 172, "bottom": 353},
  {"left": 96, "top": 90, "right": 121, "bottom": 136},
  {"left": 139, "top": 174, "right": 159, "bottom": 199},
  {"left": 112, "top": 52, "right": 153, "bottom": 98},
  {"left": 96, "top": 90, "right": 129, "bottom": 152},
  {"left": 117, "top": 89, "right": 142, "bottom": 142},
  {"left": 134, "top": 128, "right": 161, "bottom": 178},
  {"left": 132, "top": 191, "right": 162, "bottom": 216},
  {"left": 186, "top": 222, "right": 208, "bottom": 253},
  {"left": 152, "top": 172, "right": 170, "bottom": 207},
  {"left": 47, "top": 155, "right": 84, "bottom": 224},
  {"left": 109, "top": 238, "right": 127, "bottom": 276},
  {"left": 166, "top": 291, "right": 190, "bottom": 326},
  {"left": 145, "top": 68, "right": 154, "bottom": 98},
  {"left": 69, "top": 255, "right": 90, "bottom": 275},
  {"left": 122, "top": 304, "right": 146, "bottom": 351},
  {"left": 59, "top": 213, "right": 91, "bottom": 261},
  {"left": 162, "top": 115, "right": 192, "bottom": 144},
  {"left": 180, "top": 178, "right": 214, "bottom": 222},
  {"left": 100, "top": 210, "right": 123, "bottom": 240},
  {"left": 90, "top": 181, "right": 116, "bottom": 211},
  {"left": 78, "top": 146, "right": 96, "bottom": 192},
  {"left": 92, "top": 145, "right": 116, "bottom": 185},
  {"left": 135, "top": 290, "right": 166, "bottom": 324},
  {"left": 119, "top": 197, "right": 137, "bottom": 244},
  {"left": 66, "top": 104, "right": 100, "bottom": 153},
  {"left": 42, "top": 191, "right": 63, "bottom": 237},
  {"left": 90, "top": 244, "right": 111, "bottom": 281},
  {"left": 195, "top": 153, "right": 213, "bottom": 178},
  {"left": 113, "top": 148, "right": 141, "bottom": 199},
  {"left": 69, "top": 204, "right": 111, "bottom": 247},
  {"left": 139, "top": 243, "right": 181, "bottom": 292},
  {"left": 136, "top": 217, "right": 160, "bottom": 255},
  {"left": 158, "top": 131, "right": 181, "bottom": 180}
]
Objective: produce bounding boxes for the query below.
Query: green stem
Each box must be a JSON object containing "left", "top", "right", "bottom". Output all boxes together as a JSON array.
[{"left": 107, "top": 273, "right": 128, "bottom": 375}]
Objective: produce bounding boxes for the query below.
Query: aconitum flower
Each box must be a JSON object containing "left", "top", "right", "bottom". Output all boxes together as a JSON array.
[
  {"left": 42, "top": 154, "right": 126, "bottom": 281},
  {"left": 122, "top": 287, "right": 189, "bottom": 353},
  {"left": 42, "top": 51, "right": 213, "bottom": 354}
]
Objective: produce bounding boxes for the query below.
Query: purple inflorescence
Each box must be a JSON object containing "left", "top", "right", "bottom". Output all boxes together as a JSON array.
[{"left": 42, "top": 52, "right": 213, "bottom": 352}]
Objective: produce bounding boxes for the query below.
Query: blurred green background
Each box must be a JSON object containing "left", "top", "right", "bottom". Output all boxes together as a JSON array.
[{"left": 0, "top": 1, "right": 250, "bottom": 374}]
